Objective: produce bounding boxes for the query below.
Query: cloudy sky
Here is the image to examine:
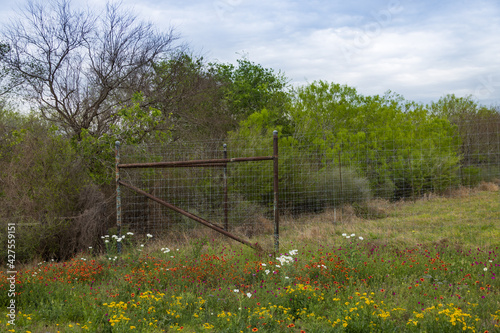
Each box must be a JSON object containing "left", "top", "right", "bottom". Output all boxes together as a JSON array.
[{"left": 1, "top": 0, "right": 499, "bottom": 106}]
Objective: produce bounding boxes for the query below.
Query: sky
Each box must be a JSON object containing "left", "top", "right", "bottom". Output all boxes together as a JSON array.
[{"left": 1, "top": 0, "right": 499, "bottom": 106}]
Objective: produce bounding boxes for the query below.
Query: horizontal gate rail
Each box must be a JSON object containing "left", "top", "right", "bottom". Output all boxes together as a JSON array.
[{"left": 118, "top": 156, "right": 273, "bottom": 169}]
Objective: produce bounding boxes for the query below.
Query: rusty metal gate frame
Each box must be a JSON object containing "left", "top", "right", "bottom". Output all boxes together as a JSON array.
[{"left": 115, "top": 130, "right": 280, "bottom": 253}]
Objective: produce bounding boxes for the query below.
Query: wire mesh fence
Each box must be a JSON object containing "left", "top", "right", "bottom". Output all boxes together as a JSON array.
[{"left": 117, "top": 117, "right": 500, "bottom": 249}]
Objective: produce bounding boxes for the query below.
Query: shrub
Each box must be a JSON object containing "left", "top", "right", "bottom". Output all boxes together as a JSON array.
[
  {"left": 0, "top": 111, "right": 110, "bottom": 263},
  {"left": 226, "top": 122, "right": 371, "bottom": 214},
  {"left": 460, "top": 166, "right": 482, "bottom": 187},
  {"left": 281, "top": 165, "right": 371, "bottom": 214}
]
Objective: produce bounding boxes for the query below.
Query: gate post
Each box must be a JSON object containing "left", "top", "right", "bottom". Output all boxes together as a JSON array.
[
  {"left": 273, "top": 130, "right": 279, "bottom": 253},
  {"left": 115, "top": 141, "right": 122, "bottom": 254},
  {"left": 223, "top": 144, "right": 229, "bottom": 231}
]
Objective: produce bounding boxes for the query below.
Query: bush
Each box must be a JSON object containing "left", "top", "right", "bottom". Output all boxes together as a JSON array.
[
  {"left": 280, "top": 165, "right": 371, "bottom": 214},
  {"left": 289, "top": 82, "right": 463, "bottom": 199},
  {"left": 226, "top": 122, "right": 371, "bottom": 214},
  {"left": 0, "top": 111, "right": 110, "bottom": 263},
  {"left": 460, "top": 166, "right": 482, "bottom": 187}
]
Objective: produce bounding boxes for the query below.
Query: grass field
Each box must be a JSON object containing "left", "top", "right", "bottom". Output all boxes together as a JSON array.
[{"left": 1, "top": 185, "right": 499, "bottom": 332}]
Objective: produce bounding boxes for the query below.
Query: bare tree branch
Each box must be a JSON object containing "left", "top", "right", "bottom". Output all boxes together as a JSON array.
[{"left": 1, "top": 0, "right": 179, "bottom": 138}]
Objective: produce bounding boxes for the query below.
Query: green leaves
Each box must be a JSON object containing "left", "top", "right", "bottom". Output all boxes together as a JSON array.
[
  {"left": 211, "top": 58, "right": 291, "bottom": 126},
  {"left": 113, "top": 92, "right": 170, "bottom": 145},
  {"left": 230, "top": 81, "right": 463, "bottom": 201},
  {"left": 74, "top": 92, "right": 172, "bottom": 185}
]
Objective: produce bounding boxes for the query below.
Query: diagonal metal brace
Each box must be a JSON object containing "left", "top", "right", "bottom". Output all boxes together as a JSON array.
[{"left": 118, "top": 180, "right": 262, "bottom": 251}]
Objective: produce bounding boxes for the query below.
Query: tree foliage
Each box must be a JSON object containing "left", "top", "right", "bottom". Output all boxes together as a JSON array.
[
  {"left": 141, "top": 54, "right": 234, "bottom": 141},
  {"left": 290, "top": 82, "right": 462, "bottom": 197},
  {"left": 0, "top": 108, "right": 112, "bottom": 262},
  {"left": 230, "top": 81, "right": 462, "bottom": 203},
  {"left": 211, "top": 58, "right": 292, "bottom": 131},
  {"left": 429, "top": 94, "right": 500, "bottom": 169}
]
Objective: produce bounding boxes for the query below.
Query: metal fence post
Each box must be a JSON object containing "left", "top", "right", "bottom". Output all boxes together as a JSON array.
[
  {"left": 223, "top": 143, "right": 229, "bottom": 231},
  {"left": 273, "top": 130, "right": 279, "bottom": 253},
  {"left": 115, "top": 141, "right": 122, "bottom": 254}
]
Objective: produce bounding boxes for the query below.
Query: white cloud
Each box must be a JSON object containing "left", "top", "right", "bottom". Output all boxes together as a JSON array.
[{"left": 0, "top": 0, "right": 499, "bottom": 105}]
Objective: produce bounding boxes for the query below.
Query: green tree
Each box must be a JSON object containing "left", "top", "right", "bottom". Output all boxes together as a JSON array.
[
  {"left": 429, "top": 94, "right": 500, "bottom": 172},
  {"left": 229, "top": 81, "right": 462, "bottom": 202},
  {"left": 141, "top": 53, "right": 234, "bottom": 141},
  {"left": 211, "top": 58, "right": 292, "bottom": 133},
  {"left": 0, "top": 109, "right": 106, "bottom": 262},
  {"left": 226, "top": 108, "right": 371, "bottom": 213},
  {"left": 289, "top": 81, "right": 461, "bottom": 198}
]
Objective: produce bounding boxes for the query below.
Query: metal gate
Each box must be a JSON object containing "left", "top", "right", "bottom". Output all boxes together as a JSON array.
[{"left": 115, "top": 131, "right": 280, "bottom": 252}]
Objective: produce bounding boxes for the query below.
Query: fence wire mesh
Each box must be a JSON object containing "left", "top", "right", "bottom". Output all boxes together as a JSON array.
[{"left": 118, "top": 117, "right": 500, "bottom": 249}]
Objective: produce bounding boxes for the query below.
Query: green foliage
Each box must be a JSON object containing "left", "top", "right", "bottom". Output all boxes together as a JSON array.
[
  {"left": 0, "top": 111, "right": 88, "bottom": 215},
  {"left": 227, "top": 110, "right": 371, "bottom": 213},
  {"left": 428, "top": 94, "right": 496, "bottom": 120},
  {"left": 429, "top": 94, "right": 500, "bottom": 167},
  {"left": 211, "top": 57, "right": 292, "bottom": 132},
  {"left": 460, "top": 166, "right": 482, "bottom": 187},
  {"left": 228, "top": 81, "right": 463, "bottom": 204},
  {"left": 289, "top": 81, "right": 461, "bottom": 198},
  {"left": 0, "top": 110, "right": 98, "bottom": 263},
  {"left": 74, "top": 92, "right": 171, "bottom": 185},
  {"left": 148, "top": 54, "right": 235, "bottom": 141}
]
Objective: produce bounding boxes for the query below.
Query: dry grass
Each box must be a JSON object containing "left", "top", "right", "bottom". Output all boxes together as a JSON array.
[
  {"left": 442, "top": 182, "right": 499, "bottom": 197},
  {"left": 478, "top": 181, "right": 499, "bottom": 192},
  {"left": 131, "top": 182, "right": 500, "bottom": 254},
  {"left": 252, "top": 182, "right": 500, "bottom": 250}
]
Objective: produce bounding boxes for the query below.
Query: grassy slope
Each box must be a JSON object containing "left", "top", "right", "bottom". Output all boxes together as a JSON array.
[{"left": 277, "top": 188, "right": 500, "bottom": 250}]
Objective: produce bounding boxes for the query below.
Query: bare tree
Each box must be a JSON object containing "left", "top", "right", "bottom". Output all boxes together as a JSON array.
[{"left": 1, "top": 0, "right": 178, "bottom": 138}]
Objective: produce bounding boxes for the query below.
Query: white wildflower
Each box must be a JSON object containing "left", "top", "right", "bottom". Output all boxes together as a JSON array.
[{"left": 276, "top": 255, "right": 294, "bottom": 265}]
